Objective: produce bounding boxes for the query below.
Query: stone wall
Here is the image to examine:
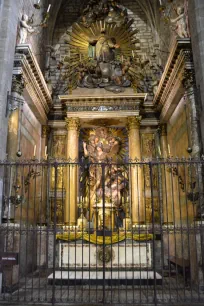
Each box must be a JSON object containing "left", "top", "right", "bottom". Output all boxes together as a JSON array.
[
  {"left": 167, "top": 97, "right": 195, "bottom": 223},
  {"left": 20, "top": 102, "right": 42, "bottom": 160},
  {"left": 189, "top": 0, "right": 204, "bottom": 152},
  {"left": 0, "top": 0, "right": 50, "bottom": 157}
]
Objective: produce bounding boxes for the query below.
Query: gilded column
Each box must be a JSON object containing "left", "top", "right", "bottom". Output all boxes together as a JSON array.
[
  {"left": 127, "top": 116, "right": 144, "bottom": 225},
  {"left": 160, "top": 124, "right": 173, "bottom": 224},
  {"left": 65, "top": 117, "right": 80, "bottom": 225}
]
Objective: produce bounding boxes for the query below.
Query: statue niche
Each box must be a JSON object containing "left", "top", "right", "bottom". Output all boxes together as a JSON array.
[{"left": 81, "top": 127, "right": 128, "bottom": 229}]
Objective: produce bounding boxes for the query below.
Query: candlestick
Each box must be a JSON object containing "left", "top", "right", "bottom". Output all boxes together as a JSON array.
[
  {"left": 45, "top": 146, "right": 47, "bottom": 157},
  {"left": 168, "top": 144, "right": 171, "bottom": 156},
  {"left": 34, "top": 145, "right": 36, "bottom": 157},
  {"left": 47, "top": 4, "right": 51, "bottom": 13}
]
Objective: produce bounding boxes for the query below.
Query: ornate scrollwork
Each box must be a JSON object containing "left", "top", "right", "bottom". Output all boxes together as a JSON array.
[
  {"left": 11, "top": 74, "right": 25, "bottom": 96},
  {"left": 65, "top": 118, "right": 80, "bottom": 131},
  {"left": 97, "top": 246, "right": 114, "bottom": 264},
  {"left": 42, "top": 125, "right": 51, "bottom": 138}
]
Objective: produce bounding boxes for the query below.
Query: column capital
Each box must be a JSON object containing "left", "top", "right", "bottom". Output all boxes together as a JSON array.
[
  {"left": 65, "top": 117, "right": 80, "bottom": 131},
  {"left": 159, "top": 124, "right": 167, "bottom": 136},
  {"left": 11, "top": 74, "right": 25, "bottom": 96},
  {"left": 42, "top": 125, "right": 51, "bottom": 138},
  {"left": 127, "top": 116, "right": 142, "bottom": 130}
]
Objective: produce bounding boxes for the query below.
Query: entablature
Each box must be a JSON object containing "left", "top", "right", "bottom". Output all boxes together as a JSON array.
[
  {"left": 153, "top": 38, "right": 191, "bottom": 122},
  {"left": 13, "top": 44, "right": 52, "bottom": 124}
]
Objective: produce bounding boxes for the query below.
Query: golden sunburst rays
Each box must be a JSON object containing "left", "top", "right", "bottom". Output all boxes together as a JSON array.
[
  {"left": 67, "top": 20, "right": 140, "bottom": 59},
  {"left": 80, "top": 128, "right": 128, "bottom": 162}
]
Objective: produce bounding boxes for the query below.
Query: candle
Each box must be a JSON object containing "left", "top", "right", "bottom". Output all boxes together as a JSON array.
[
  {"left": 47, "top": 4, "right": 51, "bottom": 13},
  {"left": 132, "top": 50, "right": 135, "bottom": 58},
  {"left": 34, "top": 145, "right": 36, "bottom": 157},
  {"left": 45, "top": 146, "right": 47, "bottom": 157},
  {"left": 168, "top": 144, "right": 171, "bottom": 156},
  {"left": 158, "top": 146, "right": 161, "bottom": 156},
  {"left": 159, "top": 0, "right": 162, "bottom": 5},
  {"left": 38, "top": 0, "right": 40, "bottom": 3},
  {"left": 121, "top": 55, "right": 124, "bottom": 63}
]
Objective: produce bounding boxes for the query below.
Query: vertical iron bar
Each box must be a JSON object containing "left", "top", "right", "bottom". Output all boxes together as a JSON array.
[
  {"left": 102, "top": 163, "right": 106, "bottom": 305},
  {"left": 149, "top": 161, "right": 157, "bottom": 306},
  {"left": 51, "top": 163, "right": 58, "bottom": 305}
]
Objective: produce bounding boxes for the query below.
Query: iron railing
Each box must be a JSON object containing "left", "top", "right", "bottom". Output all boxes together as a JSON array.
[{"left": 0, "top": 159, "right": 203, "bottom": 305}]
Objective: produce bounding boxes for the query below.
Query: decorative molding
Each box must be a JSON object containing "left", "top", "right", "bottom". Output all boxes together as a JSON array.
[
  {"left": 14, "top": 44, "right": 52, "bottom": 124},
  {"left": 160, "top": 124, "right": 167, "bottom": 137},
  {"left": 153, "top": 38, "right": 191, "bottom": 121},
  {"left": 42, "top": 125, "right": 51, "bottom": 138},
  {"left": 59, "top": 94, "right": 146, "bottom": 109}
]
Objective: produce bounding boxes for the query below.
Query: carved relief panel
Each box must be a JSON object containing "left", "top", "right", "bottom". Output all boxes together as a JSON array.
[
  {"left": 51, "top": 135, "right": 66, "bottom": 190},
  {"left": 141, "top": 133, "right": 155, "bottom": 158},
  {"left": 52, "top": 135, "right": 66, "bottom": 158}
]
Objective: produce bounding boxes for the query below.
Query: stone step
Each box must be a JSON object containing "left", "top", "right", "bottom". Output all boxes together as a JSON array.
[{"left": 48, "top": 270, "right": 162, "bottom": 286}]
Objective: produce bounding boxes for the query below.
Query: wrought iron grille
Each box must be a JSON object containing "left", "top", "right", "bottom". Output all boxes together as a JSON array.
[{"left": 0, "top": 159, "right": 204, "bottom": 305}]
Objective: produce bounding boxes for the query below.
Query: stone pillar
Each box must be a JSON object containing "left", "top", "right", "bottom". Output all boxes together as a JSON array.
[
  {"left": 2, "top": 74, "right": 24, "bottom": 223},
  {"left": 7, "top": 74, "right": 24, "bottom": 159},
  {"left": 188, "top": 0, "right": 204, "bottom": 151},
  {"left": 65, "top": 118, "right": 80, "bottom": 225},
  {"left": 0, "top": 0, "right": 21, "bottom": 224},
  {"left": 183, "top": 51, "right": 201, "bottom": 157},
  {"left": 127, "top": 116, "right": 144, "bottom": 225},
  {"left": 160, "top": 124, "right": 173, "bottom": 224},
  {"left": 182, "top": 51, "right": 203, "bottom": 219}
]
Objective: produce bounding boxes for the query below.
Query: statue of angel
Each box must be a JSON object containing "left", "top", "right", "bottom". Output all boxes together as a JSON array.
[
  {"left": 170, "top": 6, "right": 189, "bottom": 38},
  {"left": 19, "top": 14, "right": 35, "bottom": 44}
]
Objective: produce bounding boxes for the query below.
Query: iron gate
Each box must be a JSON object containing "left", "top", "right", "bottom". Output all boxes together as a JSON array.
[{"left": 0, "top": 159, "right": 204, "bottom": 305}]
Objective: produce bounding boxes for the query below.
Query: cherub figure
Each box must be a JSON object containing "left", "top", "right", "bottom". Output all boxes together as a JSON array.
[
  {"left": 19, "top": 14, "right": 35, "bottom": 44},
  {"left": 171, "top": 6, "right": 189, "bottom": 38}
]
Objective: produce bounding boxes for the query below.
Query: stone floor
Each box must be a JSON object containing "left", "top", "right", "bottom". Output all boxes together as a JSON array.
[{"left": 0, "top": 273, "right": 204, "bottom": 305}]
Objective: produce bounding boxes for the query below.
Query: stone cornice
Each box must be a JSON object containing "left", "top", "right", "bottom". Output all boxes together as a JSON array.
[
  {"left": 59, "top": 94, "right": 146, "bottom": 107},
  {"left": 14, "top": 44, "right": 52, "bottom": 123},
  {"left": 153, "top": 38, "right": 191, "bottom": 115}
]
